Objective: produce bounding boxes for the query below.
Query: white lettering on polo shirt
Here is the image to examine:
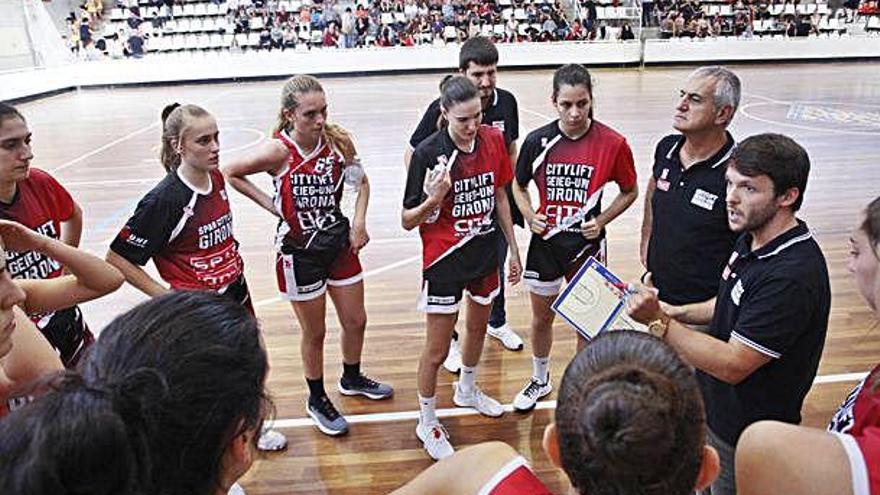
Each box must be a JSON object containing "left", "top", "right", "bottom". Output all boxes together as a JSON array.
[
  {"left": 691, "top": 188, "right": 718, "bottom": 210},
  {"left": 492, "top": 120, "right": 506, "bottom": 133},
  {"left": 731, "top": 279, "right": 744, "bottom": 306}
]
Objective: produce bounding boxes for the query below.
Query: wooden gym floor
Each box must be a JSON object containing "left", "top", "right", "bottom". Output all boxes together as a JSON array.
[{"left": 14, "top": 61, "right": 880, "bottom": 494}]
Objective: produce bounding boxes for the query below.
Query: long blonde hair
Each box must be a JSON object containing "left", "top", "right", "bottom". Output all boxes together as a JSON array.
[
  {"left": 273, "top": 75, "right": 356, "bottom": 163},
  {"left": 160, "top": 103, "right": 211, "bottom": 172}
]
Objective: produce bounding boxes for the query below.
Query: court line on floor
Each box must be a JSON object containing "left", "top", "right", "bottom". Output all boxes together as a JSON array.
[
  {"left": 253, "top": 254, "right": 421, "bottom": 308},
  {"left": 267, "top": 370, "right": 869, "bottom": 429},
  {"left": 48, "top": 89, "right": 239, "bottom": 175}
]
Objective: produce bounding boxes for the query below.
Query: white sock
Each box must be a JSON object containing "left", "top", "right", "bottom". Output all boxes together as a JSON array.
[
  {"left": 533, "top": 356, "right": 550, "bottom": 384},
  {"left": 418, "top": 394, "right": 437, "bottom": 424},
  {"left": 459, "top": 365, "right": 476, "bottom": 394}
]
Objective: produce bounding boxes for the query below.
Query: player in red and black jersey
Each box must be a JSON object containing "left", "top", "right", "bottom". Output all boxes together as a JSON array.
[
  {"left": 107, "top": 103, "right": 286, "bottom": 452},
  {"left": 0, "top": 102, "right": 94, "bottom": 368},
  {"left": 223, "top": 75, "right": 393, "bottom": 438},
  {"left": 510, "top": 65, "right": 638, "bottom": 412},
  {"left": 403, "top": 76, "right": 522, "bottom": 460}
]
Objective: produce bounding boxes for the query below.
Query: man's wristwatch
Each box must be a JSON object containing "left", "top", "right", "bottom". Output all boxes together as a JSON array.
[{"left": 647, "top": 315, "right": 670, "bottom": 339}]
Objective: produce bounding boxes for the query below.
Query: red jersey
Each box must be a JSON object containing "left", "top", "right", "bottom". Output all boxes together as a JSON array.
[
  {"left": 273, "top": 131, "right": 348, "bottom": 251},
  {"left": 0, "top": 167, "right": 75, "bottom": 281},
  {"left": 479, "top": 456, "right": 553, "bottom": 495},
  {"left": 515, "top": 120, "right": 636, "bottom": 238},
  {"left": 404, "top": 126, "right": 513, "bottom": 282},
  {"left": 110, "top": 169, "right": 243, "bottom": 290},
  {"left": 830, "top": 365, "right": 880, "bottom": 495}
]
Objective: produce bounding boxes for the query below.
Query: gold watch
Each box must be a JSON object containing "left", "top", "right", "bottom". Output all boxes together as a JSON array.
[{"left": 647, "top": 316, "right": 670, "bottom": 339}]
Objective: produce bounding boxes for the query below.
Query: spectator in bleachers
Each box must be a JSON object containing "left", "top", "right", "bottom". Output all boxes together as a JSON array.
[
  {"left": 323, "top": 21, "right": 340, "bottom": 47},
  {"left": 619, "top": 20, "right": 636, "bottom": 38},
  {"left": 341, "top": 7, "right": 356, "bottom": 47},
  {"left": 126, "top": 29, "right": 145, "bottom": 58}
]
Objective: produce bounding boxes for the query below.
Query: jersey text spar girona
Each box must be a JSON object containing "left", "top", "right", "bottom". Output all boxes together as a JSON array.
[
  {"left": 404, "top": 125, "right": 513, "bottom": 282},
  {"left": 515, "top": 120, "right": 636, "bottom": 243},
  {"left": 273, "top": 131, "right": 349, "bottom": 251},
  {"left": 0, "top": 167, "right": 74, "bottom": 282},
  {"left": 110, "top": 169, "right": 243, "bottom": 290}
]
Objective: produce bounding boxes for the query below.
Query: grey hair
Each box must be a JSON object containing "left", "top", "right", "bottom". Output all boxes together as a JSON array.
[{"left": 689, "top": 66, "right": 741, "bottom": 116}]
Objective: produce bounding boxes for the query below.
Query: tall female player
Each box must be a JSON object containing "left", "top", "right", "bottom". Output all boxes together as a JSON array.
[
  {"left": 510, "top": 64, "right": 637, "bottom": 412},
  {"left": 402, "top": 75, "right": 522, "bottom": 460},
  {"left": 223, "top": 75, "right": 392, "bottom": 437},
  {"left": 106, "top": 103, "right": 286, "bottom": 451}
]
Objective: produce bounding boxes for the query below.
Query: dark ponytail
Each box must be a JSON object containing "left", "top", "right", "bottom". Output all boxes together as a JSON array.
[
  {"left": 0, "top": 372, "right": 149, "bottom": 495},
  {"left": 556, "top": 331, "right": 705, "bottom": 495}
]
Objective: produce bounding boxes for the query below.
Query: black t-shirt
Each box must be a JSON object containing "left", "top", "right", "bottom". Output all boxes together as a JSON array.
[
  {"left": 699, "top": 220, "right": 830, "bottom": 445},
  {"left": 409, "top": 87, "right": 521, "bottom": 227},
  {"left": 647, "top": 133, "right": 738, "bottom": 305}
]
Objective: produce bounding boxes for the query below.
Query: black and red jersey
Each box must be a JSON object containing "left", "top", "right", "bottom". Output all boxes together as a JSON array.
[
  {"left": 515, "top": 120, "right": 636, "bottom": 240},
  {"left": 404, "top": 125, "right": 513, "bottom": 282},
  {"left": 273, "top": 131, "right": 349, "bottom": 251},
  {"left": 0, "top": 167, "right": 75, "bottom": 281},
  {"left": 110, "top": 169, "right": 243, "bottom": 291}
]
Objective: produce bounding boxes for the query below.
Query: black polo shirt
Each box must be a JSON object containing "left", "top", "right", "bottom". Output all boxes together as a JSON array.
[
  {"left": 647, "top": 133, "right": 737, "bottom": 305},
  {"left": 698, "top": 220, "right": 830, "bottom": 446},
  {"left": 409, "top": 87, "right": 523, "bottom": 227}
]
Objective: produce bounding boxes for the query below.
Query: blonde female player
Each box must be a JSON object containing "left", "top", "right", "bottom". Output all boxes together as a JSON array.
[
  {"left": 223, "top": 75, "right": 392, "bottom": 437},
  {"left": 402, "top": 75, "right": 522, "bottom": 460},
  {"left": 106, "top": 103, "right": 286, "bottom": 451}
]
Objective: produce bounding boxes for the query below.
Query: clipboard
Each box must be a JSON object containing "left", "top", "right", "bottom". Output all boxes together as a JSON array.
[{"left": 551, "top": 256, "right": 646, "bottom": 340}]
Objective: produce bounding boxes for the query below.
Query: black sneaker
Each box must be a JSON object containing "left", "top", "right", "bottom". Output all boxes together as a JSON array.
[
  {"left": 338, "top": 374, "right": 394, "bottom": 400},
  {"left": 307, "top": 396, "right": 349, "bottom": 436}
]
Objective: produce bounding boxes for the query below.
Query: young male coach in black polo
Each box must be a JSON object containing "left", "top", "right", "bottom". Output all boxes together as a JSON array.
[
  {"left": 627, "top": 133, "right": 831, "bottom": 495},
  {"left": 404, "top": 36, "right": 524, "bottom": 370},
  {"left": 640, "top": 66, "right": 740, "bottom": 314}
]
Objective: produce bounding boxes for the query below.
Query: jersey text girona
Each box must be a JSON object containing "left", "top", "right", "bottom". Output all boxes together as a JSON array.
[
  {"left": 515, "top": 120, "right": 636, "bottom": 239},
  {"left": 110, "top": 169, "right": 243, "bottom": 290},
  {"left": 273, "top": 131, "right": 349, "bottom": 251},
  {"left": 0, "top": 167, "right": 74, "bottom": 281},
  {"left": 404, "top": 126, "right": 513, "bottom": 283}
]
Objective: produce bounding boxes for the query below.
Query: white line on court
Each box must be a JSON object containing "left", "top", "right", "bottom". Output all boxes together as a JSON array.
[
  {"left": 520, "top": 107, "right": 554, "bottom": 121},
  {"left": 253, "top": 254, "right": 421, "bottom": 308},
  {"left": 50, "top": 122, "right": 161, "bottom": 175},
  {"left": 266, "top": 371, "right": 869, "bottom": 429},
  {"left": 270, "top": 373, "right": 868, "bottom": 428}
]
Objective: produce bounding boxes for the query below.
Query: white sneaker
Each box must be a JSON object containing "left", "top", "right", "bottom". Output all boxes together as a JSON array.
[
  {"left": 513, "top": 377, "right": 552, "bottom": 412},
  {"left": 453, "top": 382, "right": 504, "bottom": 417},
  {"left": 257, "top": 428, "right": 288, "bottom": 451},
  {"left": 443, "top": 337, "right": 462, "bottom": 374},
  {"left": 416, "top": 420, "right": 455, "bottom": 460},
  {"left": 228, "top": 482, "right": 246, "bottom": 495},
  {"left": 487, "top": 323, "right": 524, "bottom": 351}
]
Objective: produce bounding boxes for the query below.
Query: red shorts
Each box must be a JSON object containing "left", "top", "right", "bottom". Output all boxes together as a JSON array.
[
  {"left": 276, "top": 245, "right": 362, "bottom": 302},
  {"left": 417, "top": 271, "right": 499, "bottom": 314}
]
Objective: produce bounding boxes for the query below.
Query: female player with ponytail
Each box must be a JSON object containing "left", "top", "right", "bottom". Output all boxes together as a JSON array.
[
  {"left": 223, "top": 75, "right": 392, "bottom": 437},
  {"left": 106, "top": 103, "right": 286, "bottom": 451}
]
